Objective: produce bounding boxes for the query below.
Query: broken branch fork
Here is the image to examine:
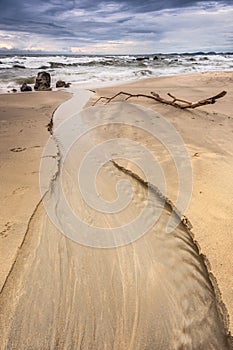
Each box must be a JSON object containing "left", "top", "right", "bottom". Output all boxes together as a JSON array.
[{"left": 93, "top": 90, "right": 227, "bottom": 109}]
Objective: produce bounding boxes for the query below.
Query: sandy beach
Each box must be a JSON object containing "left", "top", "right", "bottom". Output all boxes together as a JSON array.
[
  {"left": 0, "top": 72, "right": 233, "bottom": 349},
  {"left": 91, "top": 71, "right": 233, "bottom": 332},
  {"left": 0, "top": 91, "right": 71, "bottom": 292}
]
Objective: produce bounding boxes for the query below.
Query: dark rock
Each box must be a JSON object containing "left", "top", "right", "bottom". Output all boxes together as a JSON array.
[
  {"left": 12, "top": 88, "right": 17, "bottom": 93},
  {"left": 0, "top": 61, "right": 2, "bottom": 64},
  {"left": 39, "top": 65, "right": 49, "bottom": 70},
  {"left": 153, "top": 56, "right": 159, "bottom": 60},
  {"left": 13, "top": 64, "right": 26, "bottom": 69},
  {"left": 56, "top": 80, "right": 71, "bottom": 88},
  {"left": 56, "top": 80, "right": 66, "bottom": 88},
  {"left": 34, "top": 71, "right": 51, "bottom": 91},
  {"left": 136, "top": 57, "right": 149, "bottom": 61},
  {"left": 20, "top": 83, "right": 32, "bottom": 92}
]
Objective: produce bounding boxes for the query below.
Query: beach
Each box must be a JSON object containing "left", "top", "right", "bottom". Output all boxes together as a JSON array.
[
  {"left": 0, "top": 71, "right": 233, "bottom": 349},
  {"left": 91, "top": 71, "right": 233, "bottom": 330},
  {"left": 0, "top": 91, "right": 71, "bottom": 292}
]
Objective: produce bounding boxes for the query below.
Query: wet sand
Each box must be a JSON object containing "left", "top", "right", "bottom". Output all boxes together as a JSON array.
[{"left": 0, "top": 72, "right": 233, "bottom": 349}]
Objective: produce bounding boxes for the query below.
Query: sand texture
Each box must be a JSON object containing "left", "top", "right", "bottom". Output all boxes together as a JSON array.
[
  {"left": 91, "top": 71, "right": 233, "bottom": 335},
  {"left": 0, "top": 91, "right": 71, "bottom": 292},
  {"left": 0, "top": 72, "right": 233, "bottom": 349}
]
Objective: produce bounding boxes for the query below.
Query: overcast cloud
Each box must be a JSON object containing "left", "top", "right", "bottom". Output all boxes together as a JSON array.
[{"left": 0, "top": 0, "right": 232, "bottom": 53}]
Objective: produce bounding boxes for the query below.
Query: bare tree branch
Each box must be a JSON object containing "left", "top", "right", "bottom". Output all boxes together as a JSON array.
[
  {"left": 92, "top": 90, "right": 227, "bottom": 109},
  {"left": 93, "top": 92, "right": 157, "bottom": 106},
  {"left": 167, "top": 93, "right": 191, "bottom": 105}
]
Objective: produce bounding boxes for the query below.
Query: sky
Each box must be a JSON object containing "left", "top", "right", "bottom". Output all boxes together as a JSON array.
[{"left": 0, "top": 0, "right": 232, "bottom": 54}]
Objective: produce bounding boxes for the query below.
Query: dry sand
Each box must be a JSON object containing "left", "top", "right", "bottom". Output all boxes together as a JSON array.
[
  {"left": 90, "top": 70, "right": 233, "bottom": 333},
  {"left": 0, "top": 91, "right": 71, "bottom": 292},
  {"left": 0, "top": 72, "right": 233, "bottom": 349}
]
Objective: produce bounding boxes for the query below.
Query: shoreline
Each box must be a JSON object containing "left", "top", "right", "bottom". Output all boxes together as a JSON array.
[
  {"left": 1, "top": 68, "right": 233, "bottom": 95},
  {"left": 0, "top": 71, "right": 233, "bottom": 346},
  {"left": 1, "top": 51, "right": 233, "bottom": 93}
]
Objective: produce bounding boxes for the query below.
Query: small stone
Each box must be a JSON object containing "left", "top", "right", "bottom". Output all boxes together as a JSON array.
[
  {"left": 20, "top": 83, "right": 32, "bottom": 92},
  {"left": 56, "top": 80, "right": 66, "bottom": 88},
  {"left": 56, "top": 80, "right": 71, "bottom": 88}
]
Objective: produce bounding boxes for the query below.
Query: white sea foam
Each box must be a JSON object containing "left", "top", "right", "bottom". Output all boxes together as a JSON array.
[{"left": 0, "top": 53, "right": 232, "bottom": 91}]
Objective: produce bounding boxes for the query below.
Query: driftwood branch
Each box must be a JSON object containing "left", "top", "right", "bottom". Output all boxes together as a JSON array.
[{"left": 93, "top": 90, "right": 227, "bottom": 109}]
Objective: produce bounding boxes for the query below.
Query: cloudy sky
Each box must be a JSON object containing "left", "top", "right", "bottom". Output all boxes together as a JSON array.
[{"left": 0, "top": 0, "right": 232, "bottom": 54}]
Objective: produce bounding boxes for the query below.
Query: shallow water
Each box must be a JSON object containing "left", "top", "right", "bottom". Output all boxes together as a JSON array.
[{"left": 0, "top": 100, "right": 232, "bottom": 349}]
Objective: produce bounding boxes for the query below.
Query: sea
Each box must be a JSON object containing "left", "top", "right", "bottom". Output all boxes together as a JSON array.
[{"left": 0, "top": 52, "right": 233, "bottom": 92}]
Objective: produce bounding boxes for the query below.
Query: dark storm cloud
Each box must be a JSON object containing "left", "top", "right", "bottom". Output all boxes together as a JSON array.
[
  {"left": 75, "top": 0, "right": 232, "bottom": 12},
  {"left": 0, "top": 0, "right": 231, "bottom": 33},
  {"left": 0, "top": 0, "right": 232, "bottom": 52}
]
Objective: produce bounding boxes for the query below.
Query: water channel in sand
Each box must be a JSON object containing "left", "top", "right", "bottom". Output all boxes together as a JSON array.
[{"left": 0, "top": 91, "right": 232, "bottom": 349}]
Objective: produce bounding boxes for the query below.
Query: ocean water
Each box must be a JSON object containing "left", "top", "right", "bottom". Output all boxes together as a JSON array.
[{"left": 0, "top": 53, "right": 233, "bottom": 91}]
